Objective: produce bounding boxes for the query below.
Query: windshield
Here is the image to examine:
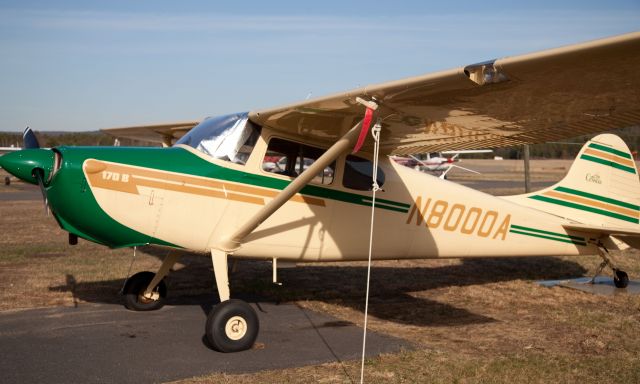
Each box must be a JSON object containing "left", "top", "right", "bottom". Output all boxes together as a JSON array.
[{"left": 175, "top": 112, "right": 259, "bottom": 164}]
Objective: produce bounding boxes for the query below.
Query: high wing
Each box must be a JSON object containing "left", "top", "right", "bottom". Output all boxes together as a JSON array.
[
  {"left": 249, "top": 32, "right": 640, "bottom": 155},
  {"left": 102, "top": 121, "right": 200, "bottom": 146}
]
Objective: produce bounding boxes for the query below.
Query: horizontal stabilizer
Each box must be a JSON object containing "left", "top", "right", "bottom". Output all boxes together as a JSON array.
[
  {"left": 563, "top": 223, "right": 640, "bottom": 237},
  {"left": 563, "top": 223, "right": 640, "bottom": 249}
]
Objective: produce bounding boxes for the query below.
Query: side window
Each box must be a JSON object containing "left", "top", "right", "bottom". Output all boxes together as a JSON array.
[
  {"left": 343, "top": 155, "right": 385, "bottom": 191},
  {"left": 262, "top": 138, "right": 335, "bottom": 185}
]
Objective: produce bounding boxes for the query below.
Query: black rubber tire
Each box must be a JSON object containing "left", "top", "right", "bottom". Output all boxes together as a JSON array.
[
  {"left": 205, "top": 299, "right": 259, "bottom": 353},
  {"left": 122, "top": 271, "right": 167, "bottom": 311},
  {"left": 613, "top": 269, "right": 629, "bottom": 289}
]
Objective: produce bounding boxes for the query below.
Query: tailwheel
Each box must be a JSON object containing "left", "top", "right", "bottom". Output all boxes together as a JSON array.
[
  {"left": 205, "top": 299, "right": 259, "bottom": 352},
  {"left": 123, "top": 271, "right": 167, "bottom": 311},
  {"left": 613, "top": 269, "right": 629, "bottom": 289}
]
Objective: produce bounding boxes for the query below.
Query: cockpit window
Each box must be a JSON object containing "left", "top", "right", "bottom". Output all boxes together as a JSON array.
[
  {"left": 343, "top": 155, "right": 385, "bottom": 190},
  {"left": 175, "top": 112, "right": 260, "bottom": 165}
]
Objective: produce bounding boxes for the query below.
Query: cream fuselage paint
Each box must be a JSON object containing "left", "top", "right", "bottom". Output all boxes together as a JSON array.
[{"left": 83, "top": 133, "right": 598, "bottom": 261}]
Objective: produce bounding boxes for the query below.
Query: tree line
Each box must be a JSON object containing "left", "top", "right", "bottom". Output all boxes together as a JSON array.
[
  {"left": 0, "top": 131, "right": 151, "bottom": 148},
  {"left": 1, "top": 125, "right": 638, "bottom": 159}
]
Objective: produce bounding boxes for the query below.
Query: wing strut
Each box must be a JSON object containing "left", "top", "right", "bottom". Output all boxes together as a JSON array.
[{"left": 213, "top": 117, "right": 370, "bottom": 253}]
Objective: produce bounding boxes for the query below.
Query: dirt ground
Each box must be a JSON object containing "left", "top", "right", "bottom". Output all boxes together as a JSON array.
[{"left": 1, "top": 162, "right": 640, "bottom": 383}]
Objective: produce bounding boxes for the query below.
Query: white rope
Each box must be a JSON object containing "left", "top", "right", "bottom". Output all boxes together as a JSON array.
[
  {"left": 120, "top": 246, "right": 137, "bottom": 294},
  {"left": 360, "top": 119, "right": 382, "bottom": 384}
]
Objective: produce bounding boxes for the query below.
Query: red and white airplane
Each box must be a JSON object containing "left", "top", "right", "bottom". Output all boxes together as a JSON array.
[{"left": 392, "top": 149, "right": 492, "bottom": 178}]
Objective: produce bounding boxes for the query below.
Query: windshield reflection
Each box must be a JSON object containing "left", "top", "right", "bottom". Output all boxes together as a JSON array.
[{"left": 176, "top": 112, "right": 259, "bottom": 164}]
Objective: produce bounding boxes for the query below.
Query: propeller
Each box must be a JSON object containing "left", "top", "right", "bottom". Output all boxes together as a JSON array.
[
  {"left": 23, "top": 126, "right": 40, "bottom": 149},
  {"left": 22, "top": 127, "right": 49, "bottom": 214},
  {"left": 33, "top": 168, "right": 50, "bottom": 215}
]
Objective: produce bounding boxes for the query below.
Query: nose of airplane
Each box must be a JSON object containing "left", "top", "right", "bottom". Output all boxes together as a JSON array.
[{"left": 0, "top": 149, "right": 55, "bottom": 185}]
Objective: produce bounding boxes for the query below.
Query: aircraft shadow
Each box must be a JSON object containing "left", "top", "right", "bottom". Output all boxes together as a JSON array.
[{"left": 49, "top": 252, "right": 587, "bottom": 328}]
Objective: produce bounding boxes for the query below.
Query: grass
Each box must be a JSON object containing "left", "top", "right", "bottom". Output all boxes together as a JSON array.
[{"left": 2, "top": 163, "right": 640, "bottom": 383}]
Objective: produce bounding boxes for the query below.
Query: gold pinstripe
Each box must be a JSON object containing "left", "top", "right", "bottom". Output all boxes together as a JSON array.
[
  {"left": 582, "top": 148, "right": 636, "bottom": 168},
  {"left": 84, "top": 159, "right": 326, "bottom": 207}
]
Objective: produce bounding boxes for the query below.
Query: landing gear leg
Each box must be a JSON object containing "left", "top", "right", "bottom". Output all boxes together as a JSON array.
[
  {"left": 123, "top": 252, "right": 180, "bottom": 311},
  {"left": 205, "top": 250, "right": 259, "bottom": 352},
  {"left": 592, "top": 244, "right": 629, "bottom": 289}
]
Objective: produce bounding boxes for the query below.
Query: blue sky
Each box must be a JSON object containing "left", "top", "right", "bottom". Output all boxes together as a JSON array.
[{"left": 0, "top": 1, "right": 638, "bottom": 131}]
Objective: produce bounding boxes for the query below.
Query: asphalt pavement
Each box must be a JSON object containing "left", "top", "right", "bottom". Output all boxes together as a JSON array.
[
  {"left": 0, "top": 301, "right": 410, "bottom": 384},
  {"left": 0, "top": 182, "right": 41, "bottom": 201}
]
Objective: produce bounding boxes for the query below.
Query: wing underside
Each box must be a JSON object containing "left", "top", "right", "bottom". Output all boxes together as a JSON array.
[{"left": 249, "top": 32, "right": 640, "bottom": 155}]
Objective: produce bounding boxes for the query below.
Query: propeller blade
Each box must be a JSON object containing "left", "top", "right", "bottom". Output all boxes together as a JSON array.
[
  {"left": 23, "top": 127, "right": 40, "bottom": 149},
  {"left": 33, "top": 168, "right": 50, "bottom": 215}
]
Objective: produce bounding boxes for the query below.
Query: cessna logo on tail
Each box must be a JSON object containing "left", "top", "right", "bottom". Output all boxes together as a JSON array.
[
  {"left": 585, "top": 173, "right": 602, "bottom": 184},
  {"left": 406, "top": 196, "right": 511, "bottom": 240}
]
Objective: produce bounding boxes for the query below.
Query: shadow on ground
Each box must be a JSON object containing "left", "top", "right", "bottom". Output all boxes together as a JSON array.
[{"left": 50, "top": 249, "right": 587, "bottom": 328}]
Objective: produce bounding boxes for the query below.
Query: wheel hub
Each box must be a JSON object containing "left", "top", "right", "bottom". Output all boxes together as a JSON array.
[
  {"left": 138, "top": 290, "right": 159, "bottom": 303},
  {"left": 225, "top": 316, "right": 248, "bottom": 340}
]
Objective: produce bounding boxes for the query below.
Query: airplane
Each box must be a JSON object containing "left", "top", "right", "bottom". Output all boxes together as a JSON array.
[
  {"left": 392, "top": 149, "right": 493, "bottom": 179},
  {"left": 1, "top": 32, "right": 640, "bottom": 353}
]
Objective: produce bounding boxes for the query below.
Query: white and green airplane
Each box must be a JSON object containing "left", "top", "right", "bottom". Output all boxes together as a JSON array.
[{"left": 2, "top": 32, "right": 640, "bottom": 353}]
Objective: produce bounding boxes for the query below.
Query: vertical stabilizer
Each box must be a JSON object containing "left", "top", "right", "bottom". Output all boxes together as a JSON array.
[{"left": 504, "top": 134, "right": 639, "bottom": 228}]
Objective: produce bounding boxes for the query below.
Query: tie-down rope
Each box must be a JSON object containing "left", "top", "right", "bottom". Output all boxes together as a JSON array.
[{"left": 359, "top": 119, "right": 382, "bottom": 384}]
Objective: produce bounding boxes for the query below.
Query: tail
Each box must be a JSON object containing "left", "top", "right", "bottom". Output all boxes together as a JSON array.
[{"left": 506, "top": 134, "right": 639, "bottom": 229}]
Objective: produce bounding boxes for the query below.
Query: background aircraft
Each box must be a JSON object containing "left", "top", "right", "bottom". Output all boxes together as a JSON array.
[{"left": 392, "top": 149, "right": 493, "bottom": 179}]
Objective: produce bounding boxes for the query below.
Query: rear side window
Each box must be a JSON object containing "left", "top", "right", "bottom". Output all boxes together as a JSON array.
[
  {"left": 262, "top": 138, "right": 335, "bottom": 185},
  {"left": 343, "top": 155, "right": 385, "bottom": 190}
]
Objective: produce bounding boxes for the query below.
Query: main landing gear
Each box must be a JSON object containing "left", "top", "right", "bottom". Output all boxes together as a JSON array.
[
  {"left": 206, "top": 250, "right": 259, "bottom": 352},
  {"left": 592, "top": 244, "right": 629, "bottom": 289},
  {"left": 122, "top": 250, "right": 259, "bottom": 353},
  {"left": 205, "top": 299, "right": 259, "bottom": 352}
]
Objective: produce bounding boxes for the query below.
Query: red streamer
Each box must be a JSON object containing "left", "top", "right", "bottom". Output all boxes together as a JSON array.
[{"left": 353, "top": 107, "right": 373, "bottom": 153}]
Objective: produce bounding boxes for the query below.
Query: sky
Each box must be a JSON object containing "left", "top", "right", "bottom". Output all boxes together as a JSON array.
[{"left": 0, "top": 0, "right": 638, "bottom": 131}]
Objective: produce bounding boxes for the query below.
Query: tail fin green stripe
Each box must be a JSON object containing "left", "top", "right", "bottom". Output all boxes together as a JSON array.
[
  {"left": 554, "top": 187, "right": 640, "bottom": 210},
  {"left": 529, "top": 195, "right": 639, "bottom": 223},
  {"left": 580, "top": 154, "right": 636, "bottom": 174},
  {"left": 588, "top": 142, "right": 632, "bottom": 159}
]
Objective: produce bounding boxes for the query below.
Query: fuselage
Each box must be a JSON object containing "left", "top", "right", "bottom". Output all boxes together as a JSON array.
[{"left": 21, "top": 131, "right": 598, "bottom": 262}]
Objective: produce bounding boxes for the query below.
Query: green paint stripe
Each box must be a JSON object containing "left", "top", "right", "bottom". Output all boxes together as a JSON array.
[
  {"left": 510, "top": 224, "right": 585, "bottom": 241},
  {"left": 60, "top": 146, "right": 413, "bottom": 214},
  {"left": 359, "top": 197, "right": 410, "bottom": 210},
  {"left": 361, "top": 198, "right": 410, "bottom": 212},
  {"left": 529, "top": 195, "right": 639, "bottom": 223},
  {"left": 554, "top": 187, "right": 640, "bottom": 210},
  {"left": 588, "top": 143, "right": 632, "bottom": 159},
  {"left": 510, "top": 229, "right": 586, "bottom": 245},
  {"left": 580, "top": 154, "right": 636, "bottom": 174},
  {"left": 300, "top": 187, "right": 409, "bottom": 212}
]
